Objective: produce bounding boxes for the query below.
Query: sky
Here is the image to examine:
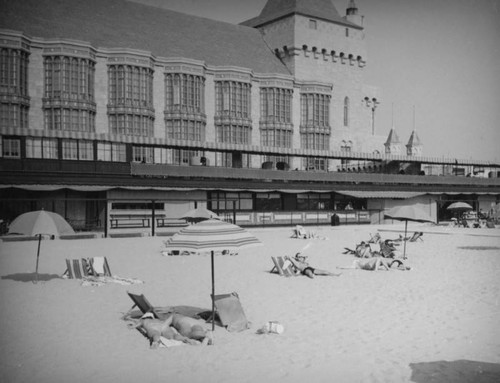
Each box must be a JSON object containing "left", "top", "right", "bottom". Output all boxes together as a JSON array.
[{"left": 131, "top": 0, "right": 500, "bottom": 163}]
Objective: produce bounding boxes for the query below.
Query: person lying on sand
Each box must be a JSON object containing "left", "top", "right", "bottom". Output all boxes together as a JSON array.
[
  {"left": 338, "top": 257, "right": 411, "bottom": 271},
  {"left": 285, "top": 253, "right": 342, "bottom": 278},
  {"left": 129, "top": 313, "right": 212, "bottom": 348}
]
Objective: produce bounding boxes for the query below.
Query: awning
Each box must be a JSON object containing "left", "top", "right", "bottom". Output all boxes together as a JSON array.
[
  {"left": 336, "top": 191, "right": 426, "bottom": 199},
  {"left": 0, "top": 184, "right": 333, "bottom": 194}
]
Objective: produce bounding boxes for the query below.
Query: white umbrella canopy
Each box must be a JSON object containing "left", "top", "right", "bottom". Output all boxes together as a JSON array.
[
  {"left": 164, "top": 219, "right": 262, "bottom": 331},
  {"left": 446, "top": 202, "right": 473, "bottom": 211},
  {"left": 7, "top": 210, "right": 75, "bottom": 283},
  {"left": 385, "top": 205, "right": 435, "bottom": 259},
  {"left": 8, "top": 210, "right": 75, "bottom": 237},
  {"left": 181, "top": 207, "right": 220, "bottom": 223}
]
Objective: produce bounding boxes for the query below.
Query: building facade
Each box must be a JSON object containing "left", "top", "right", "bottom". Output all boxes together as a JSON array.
[{"left": 1, "top": 0, "right": 499, "bottom": 232}]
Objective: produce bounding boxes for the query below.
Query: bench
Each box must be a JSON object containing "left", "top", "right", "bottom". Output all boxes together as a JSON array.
[{"left": 110, "top": 217, "right": 150, "bottom": 229}]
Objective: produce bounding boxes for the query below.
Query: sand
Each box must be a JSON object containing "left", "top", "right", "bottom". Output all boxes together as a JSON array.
[{"left": 1, "top": 223, "right": 499, "bottom": 383}]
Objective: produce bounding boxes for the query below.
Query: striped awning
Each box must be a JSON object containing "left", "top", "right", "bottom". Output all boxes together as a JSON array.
[{"left": 336, "top": 191, "right": 425, "bottom": 199}]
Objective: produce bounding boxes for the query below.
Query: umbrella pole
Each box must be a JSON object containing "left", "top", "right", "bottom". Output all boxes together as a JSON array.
[
  {"left": 403, "top": 220, "right": 408, "bottom": 259},
  {"left": 35, "top": 234, "right": 42, "bottom": 283},
  {"left": 211, "top": 250, "right": 215, "bottom": 332}
]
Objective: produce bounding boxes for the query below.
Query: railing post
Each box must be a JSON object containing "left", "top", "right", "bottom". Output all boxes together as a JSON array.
[{"left": 151, "top": 200, "right": 156, "bottom": 237}]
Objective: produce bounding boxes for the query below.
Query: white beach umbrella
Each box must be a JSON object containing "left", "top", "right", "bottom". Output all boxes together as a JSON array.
[{"left": 8, "top": 210, "right": 75, "bottom": 283}]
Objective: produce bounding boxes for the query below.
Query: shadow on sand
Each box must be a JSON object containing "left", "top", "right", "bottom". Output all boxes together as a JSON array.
[
  {"left": 2, "top": 273, "right": 62, "bottom": 282},
  {"left": 410, "top": 360, "right": 500, "bottom": 383}
]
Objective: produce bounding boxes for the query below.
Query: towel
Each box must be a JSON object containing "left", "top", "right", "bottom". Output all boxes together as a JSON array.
[{"left": 92, "top": 257, "right": 105, "bottom": 275}]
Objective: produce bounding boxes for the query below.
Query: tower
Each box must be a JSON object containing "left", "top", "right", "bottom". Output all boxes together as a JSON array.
[
  {"left": 406, "top": 130, "right": 423, "bottom": 157},
  {"left": 345, "top": 0, "right": 363, "bottom": 26},
  {"left": 384, "top": 127, "right": 402, "bottom": 155}
]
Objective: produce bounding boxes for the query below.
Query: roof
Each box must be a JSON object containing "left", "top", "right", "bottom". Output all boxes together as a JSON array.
[
  {"left": 241, "top": 0, "right": 361, "bottom": 29},
  {"left": 406, "top": 130, "right": 422, "bottom": 147},
  {"left": 0, "top": 0, "right": 289, "bottom": 75},
  {"left": 385, "top": 128, "right": 401, "bottom": 145}
]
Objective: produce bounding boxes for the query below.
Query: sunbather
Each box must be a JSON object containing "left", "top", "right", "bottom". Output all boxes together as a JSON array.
[
  {"left": 285, "top": 253, "right": 342, "bottom": 278},
  {"left": 338, "top": 257, "right": 411, "bottom": 271},
  {"left": 130, "top": 313, "right": 211, "bottom": 348}
]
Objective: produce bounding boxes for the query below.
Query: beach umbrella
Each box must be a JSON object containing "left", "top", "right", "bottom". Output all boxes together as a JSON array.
[
  {"left": 8, "top": 210, "right": 75, "bottom": 283},
  {"left": 181, "top": 207, "right": 220, "bottom": 223},
  {"left": 446, "top": 202, "right": 473, "bottom": 211},
  {"left": 384, "top": 205, "right": 435, "bottom": 259},
  {"left": 163, "top": 219, "right": 262, "bottom": 331}
]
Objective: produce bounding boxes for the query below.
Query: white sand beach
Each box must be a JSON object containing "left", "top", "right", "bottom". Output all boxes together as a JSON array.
[{"left": 1, "top": 223, "right": 500, "bottom": 383}]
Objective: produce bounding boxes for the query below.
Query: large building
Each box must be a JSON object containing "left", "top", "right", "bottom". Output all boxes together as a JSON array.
[{"left": 1, "top": 0, "right": 499, "bottom": 233}]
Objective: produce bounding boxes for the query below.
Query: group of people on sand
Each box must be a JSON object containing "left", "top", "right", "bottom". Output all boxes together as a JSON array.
[
  {"left": 285, "top": 251, "right": 410, "bottom": 278},
  {"left": 286, "top": 230, "right": 412, "bottom": 278}
]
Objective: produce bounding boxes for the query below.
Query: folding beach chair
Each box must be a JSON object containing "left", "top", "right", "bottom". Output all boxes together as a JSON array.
[
  {"left": 407, "top": 231, "right": 424, "bottom": 242},
  {"left": 64, "top": 259, "right": 83, "bottom": 279},
  {"left": 89, "top": 256, "right": 112, "bottom": 276},
  {"left": 125, "top": 291, "right": 162, "bottom": 319},
  {"left": 211, "top": 292, "right": 250, "bottom": 332},
  {"left": 270, "top": 256, "right": 297, "bottom": 277}
]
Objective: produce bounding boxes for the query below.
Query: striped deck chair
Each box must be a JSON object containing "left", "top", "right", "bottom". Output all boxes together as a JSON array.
[
  {"left": 89, "top": 257, "right": 112, "bottom": 276},
  {"left": 64, "top": 259, "right": 83, "bottom": 279},
  {"left": 270, "top": 256, "right": 297, "bottom": 277}
]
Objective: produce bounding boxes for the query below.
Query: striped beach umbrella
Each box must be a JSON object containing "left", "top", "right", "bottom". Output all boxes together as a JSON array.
[{"left": 164, "top": 219, "right": 262, "bottom": 331}]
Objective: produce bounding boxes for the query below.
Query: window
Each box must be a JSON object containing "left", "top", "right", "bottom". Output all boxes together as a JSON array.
[
  {"left": 165, "top": 73, "right": 206, "bottom": 142},
  {"left": 61, "top": 139, "right": 94, "bottom": 160},
  {"left": 44, "top": 55, "right": 96, "bottom": 132},
  {"left": 108, "top": 64, "right": 154, "bottom": 136},
  {"left": 26, "top": 137, "right": 58, "bottom": 159},
  {"left": 255, "top": 192, "right": 281, "bottom": 211},
  {"left": 259, "top": 87, "right": 293, "bottom": 148},
  {"left": 1, "top": 137, "right": 21, "bottom": 158},
  {"left": 172, "top": 149, "right": 199, "bottom": 165},
  {"left": 78, "top": 140, "right": 94, "bottom": 161},
  {"left": 343, "top": 97, "right": 349, "bottom": 127},
  {"left": 132, "top": 145, "right": 154, "bottom": 163},
  {"left": 208, "top": 191, "right": 253, "bottom": 211},
  {"left": 214, "top": 80, "right": 252, "bottom": 145},
  {"left": 0, "top": 48, "right": 30, "bottom": 129},
  {"left": 309, "top": 19, "right": 317, "bottom": 30},
  {"left": 297, "top": 193, "right": 332, "bottom": 210}
]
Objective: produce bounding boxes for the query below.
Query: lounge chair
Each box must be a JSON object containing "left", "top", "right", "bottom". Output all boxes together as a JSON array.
[
  {"left": 407, "top": 231, "right": 424, "bottom": 242},
  {"left": 64, "top": 256, "right": 112, "bottom": 279},
  {"left": 270, "top": 256, "right": 298, "bottom": 277},
  {"left": 211, "top": 292, "right": 250, "bottom": 332},
  {"left": 90, "top": 256, "right": 112, "bottom": 276},
  {"left": 124, "top": 292, "right": 210, "bottom": 321},
  {"left": 64, "top": 259, "right": 83, "bottom": 279},
  {"left": 125, "top": 292, "right": 162, "bottom": 319}
]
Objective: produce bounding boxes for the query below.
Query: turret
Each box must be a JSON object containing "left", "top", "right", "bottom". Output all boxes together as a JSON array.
[
  {"left": 406, "top": 130, "right": 423, "bottom": 156},
  {"left": 345, "top": 0, "right": 363, "bottom": 26},
  {"left": 384, "top": 127, "right": 402, "bottom": 155}
]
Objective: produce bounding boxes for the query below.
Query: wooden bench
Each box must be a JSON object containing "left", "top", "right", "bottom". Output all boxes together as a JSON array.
[{"left": 110, "top": 217, "right": 150, "bottom": 229}]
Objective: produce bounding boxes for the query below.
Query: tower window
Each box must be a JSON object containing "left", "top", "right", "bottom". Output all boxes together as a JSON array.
[
  {"left": 309, "top": 19, "right": 317, "bottom": 30},
  {"left": 345, "top": 28, "right": 349, "bottom": 37}
]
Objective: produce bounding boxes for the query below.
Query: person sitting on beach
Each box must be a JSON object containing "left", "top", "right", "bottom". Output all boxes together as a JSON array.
[
  {"left": 338, "top": 257, "right": 411, "bottom": 271},
  {"left": 285, "top": 253, "right": 342, "bottom": 278}
]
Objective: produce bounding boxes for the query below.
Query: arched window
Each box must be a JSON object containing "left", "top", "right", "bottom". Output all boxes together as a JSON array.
[{"left": 343, "top": 97, "right": 349, "bottom": 127}]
